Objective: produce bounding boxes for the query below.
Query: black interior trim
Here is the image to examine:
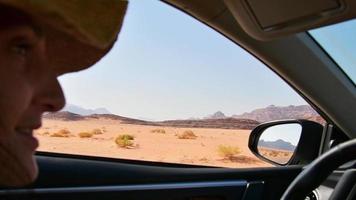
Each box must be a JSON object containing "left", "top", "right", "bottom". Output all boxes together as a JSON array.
[
  {"left": 330, "top": 169, "right": 356, "bottom": 200},
  {"left": 16, "top": 155, "right": 305, "bottom": 200},
  {"left": 1, "top": 181, "right": 249, "bottom": 200},
  {"left": 1, "top": 180, "right": 247, "bottom": 194},
  {"left": 281, "top": 138, "right": 356, "bottom": 200},
  {"left": 32, "top": 155, "right": 303, "bottom": 187},
  {"left": 249, "top": 119, "right": 323, "bottom": 166},
  {"left": 35, "top": 151, "right": 213, "bottom": 168}
]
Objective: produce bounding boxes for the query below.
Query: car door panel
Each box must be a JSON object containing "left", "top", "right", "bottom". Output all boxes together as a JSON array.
[{"left": 0, "top": 154, "right": 302, "bottom": 200}]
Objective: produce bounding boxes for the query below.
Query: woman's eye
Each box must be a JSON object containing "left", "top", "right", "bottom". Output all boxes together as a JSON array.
[{"left": 11, "top": 43, "right": 31, "bottom": 56}]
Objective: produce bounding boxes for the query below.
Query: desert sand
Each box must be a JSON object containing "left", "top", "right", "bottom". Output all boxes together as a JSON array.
[
  {"left": 36, "top": 118, "right": 274, "bottom": 168},
  {"left": 258, "top": 147, "right": 293, "bottom": 164}
]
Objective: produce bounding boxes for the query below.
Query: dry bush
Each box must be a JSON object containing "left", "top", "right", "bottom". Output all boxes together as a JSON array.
[
  {"left": 260, "top": 148, "right": 292, "bottom": 158},
  {"left": 115, "top": 134, "right": 135, "bottom": 148},
  {"left": 50, "top": 129, "right": 71, "bottom": 137},
  {"left": 115, "top": 138, "right": 133, "bottom": 148},
  {"left": 151, "top": 128, "right": 166, "bottom": 134},
  {"left": 283, "top": 152, "right": 291, "bottom": 157},
  {"left": 259, "top": 147, "right": 293, "bottom": 164},
  {"left": 218, "top": 145, "right": 242, "bottom": 160},
  {"left": 199, "top": 157, "right": 209, "bottom": 162},
  {"left": 266, "top": 150, "right": 280, "bottom": 157},
  {"left": 102, "top": 127, "right": 107, "bottom": 133},
  {"left": 36, "top": 131, "right": 50, "bottom": 136},
  {"left": 78, "top": 132, "right": 94, "bottom": 138},
  {"left": 177, "top": 130, "right": 197, "bottom": 139},
  {"left": 50, "top": 132, "right": 68, "bottom": 137},
  {"left": 91, "top": 128, "right": 103, "bottom": 135},
  {"left": 117, "top": 134, "right": 135, "bottom": 140},
  {"left": 227, "top": 155, "right": 260, "bottom": 164}
]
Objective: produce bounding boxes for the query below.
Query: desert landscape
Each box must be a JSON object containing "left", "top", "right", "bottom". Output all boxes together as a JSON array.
[
  {"left": 258, "top": 147, "right": 293, "bottom": 164},
  {"left": 36, "top": 105, "right": 323, "bottom": 168},
  {"left": 36, "top": 113, "right": 273, "bottom": 168}
]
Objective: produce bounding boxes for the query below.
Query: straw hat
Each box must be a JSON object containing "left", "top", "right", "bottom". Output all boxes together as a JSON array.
[{"left": 0, "top": 0, "right": 127, "bottom": 74}]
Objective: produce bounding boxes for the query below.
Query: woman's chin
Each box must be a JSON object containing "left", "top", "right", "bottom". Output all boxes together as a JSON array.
[
  {"left": 6, "top": 153, "right": 38, "bottom": 187},
  {"left": 26, "top": 155, "right": 38, "bottom": 182},
  {"left": 19, "top": 153, "right": 39, "bottom": 186}
]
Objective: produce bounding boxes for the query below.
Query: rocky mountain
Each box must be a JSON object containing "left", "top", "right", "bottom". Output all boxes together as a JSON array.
[
  {"left": 48, "top": 104, "right": 324, "bottom": 129},
  {"left": 232, "top": 105, "right": 320, "bottom": 123},
  {"left": 160, "top": 118, "right": 259, "bottom": 130},
  {"left": 259, "top": 139, "right": 296, "bottom": 151},
  {"left": 62, "top": 104, "right": 111, "bottom": 116},
  {"left": 43, "top": 111, "right": 259, "bottom": 130},
  {"left": 204, "top": 111, "right": 226, "bottom": 119},
  {"left": 304, "top": 115, "right": 325, "bottom": 124},
  {"left": 43, "top": 111, "right": 85, "bottom": 121}
]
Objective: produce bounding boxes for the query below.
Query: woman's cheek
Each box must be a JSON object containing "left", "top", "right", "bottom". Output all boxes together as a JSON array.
[{"left": 0, "top": 71, "right": 33, "bottom": 131}]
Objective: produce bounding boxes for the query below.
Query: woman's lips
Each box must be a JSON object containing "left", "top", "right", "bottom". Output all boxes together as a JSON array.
[{"left": 15, "top": 128, "right": 39, "bottom": 150}]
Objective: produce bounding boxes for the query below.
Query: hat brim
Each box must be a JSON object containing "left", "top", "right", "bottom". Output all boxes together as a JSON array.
[
  {"left": 0, "top": 0, "right": 127, "bottom": 74},
  {"left": 45, "top": 24, "right": 116, "bottom": 75}
]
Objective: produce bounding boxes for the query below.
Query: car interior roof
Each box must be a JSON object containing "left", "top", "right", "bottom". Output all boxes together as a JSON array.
[{"left": 163, "top": 0, "right": 356, "bottom": 138}]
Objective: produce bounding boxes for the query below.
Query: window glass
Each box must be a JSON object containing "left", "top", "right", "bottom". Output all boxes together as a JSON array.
[
  {"left": 36, "top": 0, "right": 324, "bottom": 168},
  {"left": 309, "top": 19, "right": 356, "bottom": 85}
]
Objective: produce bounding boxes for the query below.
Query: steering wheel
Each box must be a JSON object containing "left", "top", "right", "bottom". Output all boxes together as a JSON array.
[{"left": 281, "top": 138, "right": 356, "bottom": 200}]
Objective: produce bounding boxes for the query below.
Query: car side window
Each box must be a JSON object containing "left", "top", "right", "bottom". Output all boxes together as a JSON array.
[{"left": 36, "top": 0, "right": 324, "bottom": 168}]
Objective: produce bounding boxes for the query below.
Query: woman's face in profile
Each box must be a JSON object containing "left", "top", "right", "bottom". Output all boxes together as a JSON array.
[{"left": 0, "top": 10, "right": 65, "bottom": 186}]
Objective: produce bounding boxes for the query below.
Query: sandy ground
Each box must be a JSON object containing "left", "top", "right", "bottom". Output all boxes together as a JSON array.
[
  {"left": 36, "top": 118, "right": 273, "bottom": 168},
  {"left": 259, "top": 147, "right": 293, "bottom": 164}
]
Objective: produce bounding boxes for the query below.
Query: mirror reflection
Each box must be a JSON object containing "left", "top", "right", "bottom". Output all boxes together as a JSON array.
[{"left": 257, "top": 123, "right": 302, "bottom": 164}]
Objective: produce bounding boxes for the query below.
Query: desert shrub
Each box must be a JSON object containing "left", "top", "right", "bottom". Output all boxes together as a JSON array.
[
  {"left": 117, "top": 134, "right": 135, "bottom": 140},
  {"left": 102, "top": 127, "right": 107, "bottom": 133},
  {"left": 58, "top": 129, "right": 70, "bottom": 135},
  {"left": 199, "top": 157, "right": 209, "bottom": 162},
  {"left": 50, "top": 129, "right": 71, "bottom": 137},
  {"left": 115, "top": 138, "right": 133, "bottom": 148},
  {"left": 218, "top": 145, "right": 242, "bottom": 160},
  {"left": 115, "top": 134, "right": 135, "bottom": 148},
  {"left": 91, "top": 128, "right": 103, "bottom": 135},
  {"left": 50, "top": 132, "right": 68, "bottom": 137},
  {"left": 283, "top": 152, "right": 291, "bottom": 157},
  {"left": 36, "top": 131, "right": 48, "bottom": 136},
  {"left": 268, "top": 150, "right": 279, "bottom": 157},
  {"left": 177, "top": 130, "right": 197, "bottom": 139},
  {"left": 151, "top": 128, "right": 166, "bottom": 134},
  {"left": 78, "top": 132, "right": 93, "bottom": 138},
  {"left": 43, "top": 131, "right": 50, "bottom": 135}
]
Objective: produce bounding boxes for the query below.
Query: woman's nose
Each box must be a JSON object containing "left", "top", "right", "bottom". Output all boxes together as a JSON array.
[{"left": 33, "top": 74, "right": 66, "bottom": 113}]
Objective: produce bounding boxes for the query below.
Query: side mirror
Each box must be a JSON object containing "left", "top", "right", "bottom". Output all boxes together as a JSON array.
[{"left": 249, "top": 119, "right": 324, "bottom": 166}]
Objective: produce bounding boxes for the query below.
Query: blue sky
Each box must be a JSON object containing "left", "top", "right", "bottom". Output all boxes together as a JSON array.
[
  {"left": 259, "top": 123, "right": 302, "bottom": 146},
  {"left": 59, "top": 0, "right": 311, "bottom": 121},
  {"left": 310, "top": 19, "right": 356, "bottom": 85}
]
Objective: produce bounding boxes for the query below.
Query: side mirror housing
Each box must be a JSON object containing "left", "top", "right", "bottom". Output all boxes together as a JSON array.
[{"left": 249, "top": 119, "right": 323, "bottom": 166}]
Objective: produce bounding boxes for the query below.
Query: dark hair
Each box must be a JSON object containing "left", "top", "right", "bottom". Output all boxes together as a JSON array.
[{"left": 0, "top": 3, "right": 42, "bottom": 35}]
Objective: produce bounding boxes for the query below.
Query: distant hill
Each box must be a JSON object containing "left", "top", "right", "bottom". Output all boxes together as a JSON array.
[
  {"left": 43, "top": 112, "right": 259, "bottom": 130},
  {"left": 62, "top": 104, "right": 111, "bottom": 116},
  {"left": 232, "top": 105, "right": 322, "bottom": 123},
  {"left": 204, "top": 111, "right": 226, "bottom": 119},
  {"left": 44, "top": 111, "right": 85, "bottom": 121},
  {"left": 88, "top": 114, "right": 157, "bottom": 126},
  {"left": 304, "top": 115, "right": 325, "bottom": 124},
  {"left": 159, "top": 118, "right": 259, "bottom": 130},
  {"left": 48, "top": 104, "right": 324, "bottom": 129},
  {"left": 259, "top": 139, "right": 296, "bottom": 151}
]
